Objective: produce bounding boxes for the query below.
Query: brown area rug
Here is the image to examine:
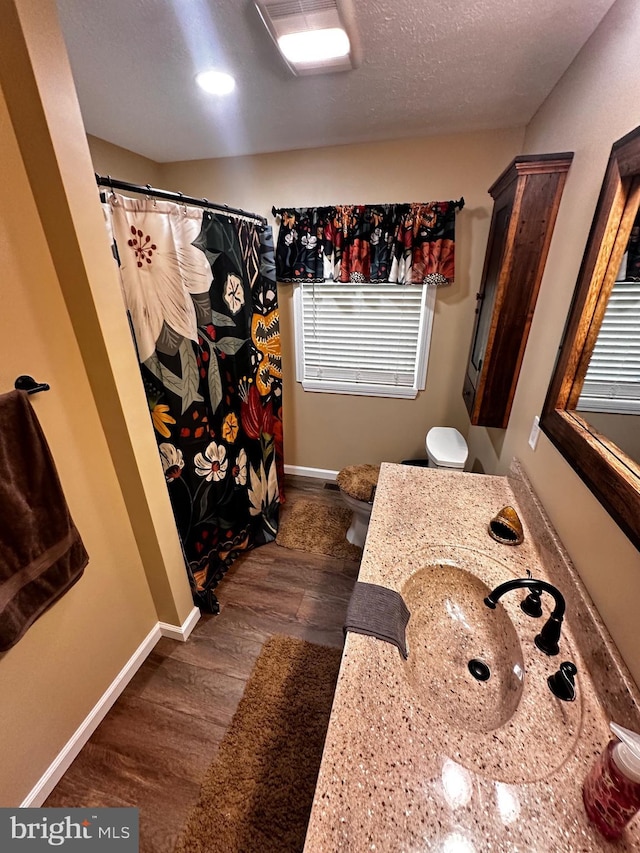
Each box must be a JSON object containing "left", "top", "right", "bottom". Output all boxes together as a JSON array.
[
  {"left": 174, "top": 635, "right": 342, "bottom": 853},
  {"left": 276, "top": 499, "right": 362, "bottom": 560}
]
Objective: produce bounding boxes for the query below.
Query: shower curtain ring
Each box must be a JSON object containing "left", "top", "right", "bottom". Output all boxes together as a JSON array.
[{"left": 106, "top": 174, "right": 117, "bottom": 203}]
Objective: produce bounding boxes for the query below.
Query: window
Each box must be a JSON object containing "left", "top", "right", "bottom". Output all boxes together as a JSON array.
[
  {"left": 578, "top": 279, "right": 640, "bottom": 414},
  {"left": 292, "top": 281, "right": 436, "bottom": 398}
]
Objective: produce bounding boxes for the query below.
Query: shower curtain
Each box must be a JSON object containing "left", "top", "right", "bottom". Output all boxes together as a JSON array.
[{"left": 103, "top": 193, "right": 284, "bottom": 612}]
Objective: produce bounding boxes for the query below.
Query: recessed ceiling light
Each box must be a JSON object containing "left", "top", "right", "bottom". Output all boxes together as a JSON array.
[
  {"left": 277, "top": 27, "right": 350, "bottom": 65},
  {"left": 195, "top": 70, "right": 236, "bottom": 96}
]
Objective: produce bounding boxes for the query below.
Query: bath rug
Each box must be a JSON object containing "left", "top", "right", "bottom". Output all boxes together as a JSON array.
[
  {"left": 174, "top": 635, "right": 342, "bottom": 853},
  {"left": 275, "top": 499, "right": 362, "bottom": 561}
]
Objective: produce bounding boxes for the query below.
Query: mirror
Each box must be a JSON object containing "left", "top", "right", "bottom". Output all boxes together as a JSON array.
[
  {"left": 574, "top": 210, "right": 640, "bottom": 462},
  {"left": 541, "top": 125, "right": 640, "bottom": 551}
]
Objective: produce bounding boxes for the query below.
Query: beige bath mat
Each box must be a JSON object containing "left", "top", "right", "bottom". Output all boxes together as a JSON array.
[
  {"left": 174, "top": 635, "right": 342, "bottom": 853},
  {"left": 276, "top": 499, "right": 362, "bottom": 560}
]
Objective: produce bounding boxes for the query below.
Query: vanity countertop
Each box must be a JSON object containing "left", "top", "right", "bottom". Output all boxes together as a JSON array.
[{"left": 303, "top": 462, "right": 640, "bottom": 852}]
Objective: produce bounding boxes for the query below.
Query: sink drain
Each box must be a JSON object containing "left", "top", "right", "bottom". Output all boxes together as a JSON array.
[{"left": 468, "top": 659, "right": 491, "bottom": 681}]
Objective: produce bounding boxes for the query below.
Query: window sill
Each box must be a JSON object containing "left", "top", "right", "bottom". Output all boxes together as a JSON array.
[{"left": 300, "top": 379, "right": 419, "bottom": 399}]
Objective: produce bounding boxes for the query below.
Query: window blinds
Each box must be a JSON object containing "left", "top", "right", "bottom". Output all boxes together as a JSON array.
[
  {"left": 579, "top": 280, "right": 640, "bottom": 413},
  {"left": 296, "top": 282, "right": 430, "bottom": 391}
]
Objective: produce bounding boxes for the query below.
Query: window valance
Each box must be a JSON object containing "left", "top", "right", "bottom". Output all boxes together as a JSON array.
[{"left": 273, "top": 200, "right": 463, "bottom": 286}]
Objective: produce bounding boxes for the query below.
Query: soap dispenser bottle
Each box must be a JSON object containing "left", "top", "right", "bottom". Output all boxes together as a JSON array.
[{"left": 583, "top": 722, "right": 640, "bottom": 839}]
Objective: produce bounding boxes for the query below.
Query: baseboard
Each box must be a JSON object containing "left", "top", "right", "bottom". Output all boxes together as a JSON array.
[
  {"left": 284, "top": 464, "right": 339, "bottom": 480},
  {"left": 159, "top": 606, "right": 200, "bottom": 642},
  {"left": 21, "top": 607, "right": 202, "bottom": 807},
  {"left": 21, "top": 623, "right": 163, "bottom": 807}
]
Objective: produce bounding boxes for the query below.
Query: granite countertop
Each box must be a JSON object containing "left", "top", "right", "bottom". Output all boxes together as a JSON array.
[{"left": 303, "top": 461, "right": 640, "bottom": 852}]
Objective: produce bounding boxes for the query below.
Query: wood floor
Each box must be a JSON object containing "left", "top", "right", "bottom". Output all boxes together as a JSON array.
[{"left": 44, "top": 476, "right": 359, "bottom": 853}]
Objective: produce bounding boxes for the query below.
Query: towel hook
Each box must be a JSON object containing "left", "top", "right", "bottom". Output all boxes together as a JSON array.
[{"left": 14, "top": 375, "right": 50, "bottom": 395}]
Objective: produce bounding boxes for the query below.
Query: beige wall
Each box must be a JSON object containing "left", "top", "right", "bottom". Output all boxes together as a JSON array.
[
  {"left": 468, "top": 0, "right": 640, "bottom": 684},
  {"left": 0, "top": 84, "right": 158, "bottom": 806},
  {"left": 88, "top": 134, "right": 162, "bottom": 186},
  {"left": 0, "top": 0, "right": 195, "bottom": 805},
  {"left": 159, "top": 129, "right": 524, "bottom": 470},
  {"left": 1, "top": 0, "right": 194, "bottom": 627}
]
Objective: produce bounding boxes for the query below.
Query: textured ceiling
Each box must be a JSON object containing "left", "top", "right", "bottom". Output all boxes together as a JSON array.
[{"left": 55, "top": 0, "right": 617, "bottom": 163}]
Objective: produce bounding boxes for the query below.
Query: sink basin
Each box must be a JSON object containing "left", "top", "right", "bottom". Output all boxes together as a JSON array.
[
  {"left": 403, "top": 563, "right": 524, "bottom": 733},
  {"left": 398, "top": 548, "right": 582, "bottom": 784}
]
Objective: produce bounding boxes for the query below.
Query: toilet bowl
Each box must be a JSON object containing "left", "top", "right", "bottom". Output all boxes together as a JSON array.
[
  {"left": 340, "top": 489, "right": 374, "bottom": 547},
  {"left": 336, "top": 464, "right": 380, "bottom": 549},
  {"left": 426, "top": 427, "right": 469, "bottom": 470}
]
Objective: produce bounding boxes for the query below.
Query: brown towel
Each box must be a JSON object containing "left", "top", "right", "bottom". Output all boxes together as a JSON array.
[
  {"left": 344, "top": 581, "right": 410, "bottom": 658},
  {"left": 0, "top": 391, "right": 88, "bottom": 651}
]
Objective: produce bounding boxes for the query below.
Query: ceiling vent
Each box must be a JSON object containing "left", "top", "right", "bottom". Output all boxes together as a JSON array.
[{"left": 255, "top": 0, "right": 361, "bottom": 76}]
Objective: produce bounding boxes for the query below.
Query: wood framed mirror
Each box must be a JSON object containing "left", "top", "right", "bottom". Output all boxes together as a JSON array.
[{"left": 541, "top": 125, "right": 640, "bottom": 551}]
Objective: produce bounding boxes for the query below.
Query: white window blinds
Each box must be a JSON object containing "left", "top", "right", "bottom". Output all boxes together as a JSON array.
[
  {"left": 578, "top": 279, "right": 640, "bottom": 414},
  {"left": 293, "top": 282, "right": 435, "bottom": 398}
]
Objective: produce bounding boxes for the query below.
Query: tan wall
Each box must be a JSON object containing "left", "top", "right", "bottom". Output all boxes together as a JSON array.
[
  {"left": 0, "top": 0, "right": 195, "bottom": 805},
  {"left": 0, "top": 84, "right": 158, "bottom": 806},
  {"left": 468, "top": 0, "right": 640, "bottom": 684},
  {"left": 160, "top": 128, "right": 524, "bottom": 470},
  {"left": 88, "top": 134, "right": 162, "bottom": 186},
  {"left": 0, "top": 0, "right": 194, "bottom": 627}
]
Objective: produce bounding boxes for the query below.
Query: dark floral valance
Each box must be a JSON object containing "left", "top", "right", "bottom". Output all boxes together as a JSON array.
[{"left": 273, "top": 200, "right": 463, "bottom": 286}]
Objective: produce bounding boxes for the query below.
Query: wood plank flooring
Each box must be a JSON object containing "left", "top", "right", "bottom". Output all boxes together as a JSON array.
[{"left": 44, "top": 476, "right": 359, "bottom": 853}]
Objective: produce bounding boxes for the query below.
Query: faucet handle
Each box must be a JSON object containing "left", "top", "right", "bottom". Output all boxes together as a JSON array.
[
  {"left": 521, "top": 589, "right": 543, "bottom": 617},
  {"left": 548, "top": 661, "right": 577, "bottom": 701}
]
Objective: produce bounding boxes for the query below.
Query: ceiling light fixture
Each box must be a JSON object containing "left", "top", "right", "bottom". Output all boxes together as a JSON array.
[
  {"left": 255, "top": 0, "right": 361, "bottom": 76},
  {"left": 195, "top": 70, "right": 236, "bottom": 95},
  {"left": 277, "top": 27, "right": 350, "bottom": 65}
]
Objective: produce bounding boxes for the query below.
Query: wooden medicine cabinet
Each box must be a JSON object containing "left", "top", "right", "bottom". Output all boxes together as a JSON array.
[{"left": 463, "top": 153, "right": 574, "bottom": 428}]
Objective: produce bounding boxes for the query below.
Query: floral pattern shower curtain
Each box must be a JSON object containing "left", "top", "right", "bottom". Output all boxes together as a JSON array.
[{"left": 104, "top": 194, "right": 283, "bottom": 612}]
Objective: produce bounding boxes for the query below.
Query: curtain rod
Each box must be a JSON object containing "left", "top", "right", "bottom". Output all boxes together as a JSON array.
[
  {"left": 271, "top": 198, "right": 465, "bottom": 218},
  {"left": 96, "top": 174, "right": 268, "bottom": 226}
]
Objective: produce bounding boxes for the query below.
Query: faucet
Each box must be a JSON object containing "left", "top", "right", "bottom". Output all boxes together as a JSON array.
[{"left": 484, "top": 577, "right": 566, "bottom": 656}]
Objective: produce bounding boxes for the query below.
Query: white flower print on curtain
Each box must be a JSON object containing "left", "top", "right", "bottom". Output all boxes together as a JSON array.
[
  {"left": 223, "top": 273, "right": 245, "bottom": 314},
  {"left": 194, "top": 441, "right": 228, "bottom": 482},
  {"left": 107, "top": 195, "right": 212, "bottom": 362}
]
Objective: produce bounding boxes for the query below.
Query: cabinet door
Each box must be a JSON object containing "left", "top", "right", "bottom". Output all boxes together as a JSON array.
[
  {"left": 464, "top": 153, "right": 573, "bottom": 428},
  {"left": 470, "top": 202, "right": 511, "bottom": 385}
]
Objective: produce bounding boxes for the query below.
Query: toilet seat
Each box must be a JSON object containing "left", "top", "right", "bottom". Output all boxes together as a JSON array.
[{"left": 426, "top": 427, "right": 468, "bottom": 469}]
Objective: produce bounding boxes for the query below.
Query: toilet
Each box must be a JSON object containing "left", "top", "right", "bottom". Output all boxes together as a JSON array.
[
  {"left": 336, "top": 464, "right": 380, "bottom": 548},
  {"left": 337, "top": 428, "right": 468, "bottom": 549},
  {"left": 425, "top": 426, "right": 469, "bottom": 470}
]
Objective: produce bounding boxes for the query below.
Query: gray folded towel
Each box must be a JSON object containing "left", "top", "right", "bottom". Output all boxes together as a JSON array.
[{"left": 344, "top": 581, "right": 410, "bottom": 658}]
